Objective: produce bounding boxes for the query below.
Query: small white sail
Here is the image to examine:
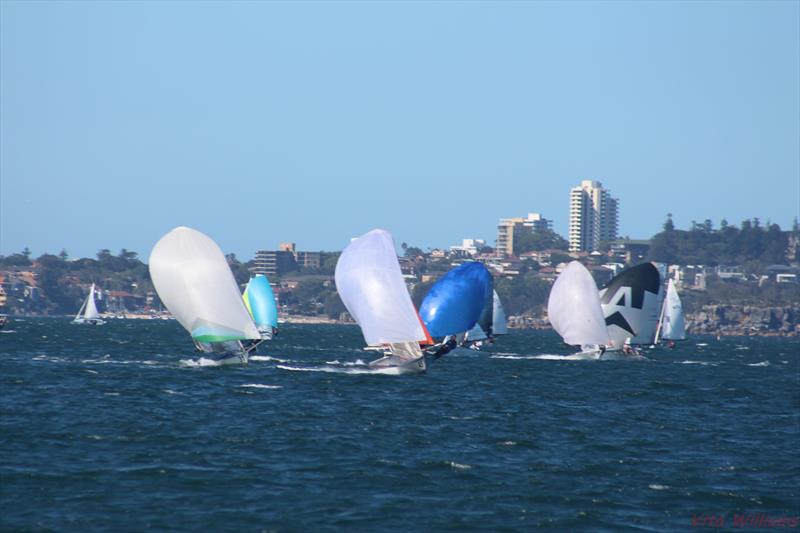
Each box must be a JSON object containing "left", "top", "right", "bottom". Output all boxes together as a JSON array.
[
  {"left": 547, "top": 261, "right": 609, "bottom": 347},
  {"left": 659, "top": 279, "right": 686, "bottom": 341},
  {"left": 464, "top": 322, "right": 487, "bottom": 341},
  {"left": 335, "top": 229, "right": 426, "bottom": 349},
  {"left": 149, "top": 226, "right": 260, "bottom": 344},
  {"left": 492, "top": 290, "right": 508, "bottom": 335},
  {"left": 84, "top": 284, "right": 100, "bottom": 320}
]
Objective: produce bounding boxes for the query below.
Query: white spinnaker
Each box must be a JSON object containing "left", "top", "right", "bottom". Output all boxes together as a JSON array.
[
  {"left": 547, "top": 261, "right": 609, "bottom": 347},
  {"left": 149, "top": 226, "right": 260, "bottom": 341},
  {"left": 84, "top": 284, "right": 100, "bottom": 319},
  {"left": 661, "top": 279, "right": 686, "bottom": 340},
  {"left": 492, "top": 290, "right": 508, "bottom": 335},
  {"left": 334, "top": 229, "right": 426, "bottom": 346}
]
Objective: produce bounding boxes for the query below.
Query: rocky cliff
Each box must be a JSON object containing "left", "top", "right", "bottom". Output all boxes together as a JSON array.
[{"left": 687, "top": 305, "right": 800, "bottom": 337}]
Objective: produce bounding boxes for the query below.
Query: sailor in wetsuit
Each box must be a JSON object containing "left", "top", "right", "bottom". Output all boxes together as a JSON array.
[{"left": 431, "top": 335, "right": 458, "bottom": 359}]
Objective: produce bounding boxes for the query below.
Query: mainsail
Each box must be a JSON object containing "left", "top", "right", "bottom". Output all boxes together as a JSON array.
[
  {"left": 655, "top": 279, "right": 686, "bottom": 342},
  {"left": 599, "top": 262, "right": 662, "bottom": 349},
  {"left": 334, "top": 229, "right": 426, "bottom": 349},
  {"left": 85, "top": 284, "right": 100, "bottom": 319},
  {"left": 149, "top": 226, "right": 260, "bottom": 344},
  {"left": 73, "top": 283, "right": 103, "bottom": 324},
  {"left": 547, "top": 261, "right": 609, "bottom": 347},
  {"left": 243, "top": 274, "right": 278, "bottom": 339},
  {"left": 419, "top": 262, "right": 493, "bottom": 339},
  {"left": 492, "top": 290, "right": 508, "bottom": 335}
]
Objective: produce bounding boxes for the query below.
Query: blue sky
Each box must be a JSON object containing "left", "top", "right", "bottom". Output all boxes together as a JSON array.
[{"left": 2, "top": 1, "right": 798, "bottom": 259}]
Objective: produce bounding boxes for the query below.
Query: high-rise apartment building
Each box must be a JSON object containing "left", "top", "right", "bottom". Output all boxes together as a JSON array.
[
  {"left": 496, "top": 213, "right": 553, "bottom": 257},
  {"left": 568, "top": 180, "right": 619, "bottom": 253}
]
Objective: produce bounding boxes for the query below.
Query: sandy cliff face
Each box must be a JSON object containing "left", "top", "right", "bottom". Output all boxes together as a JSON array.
[{"left": 687, "top": 305, "right": 800, "bottom": 336}]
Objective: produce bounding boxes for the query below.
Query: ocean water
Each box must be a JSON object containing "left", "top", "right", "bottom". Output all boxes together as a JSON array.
[{"left": 1, "top": 318, "right": 798, "bottom": 531}]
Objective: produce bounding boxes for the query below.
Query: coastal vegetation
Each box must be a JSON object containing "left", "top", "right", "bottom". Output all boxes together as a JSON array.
[
  {"left": 1, "top": 217, "right": 797, "bottom": 323},
  {"left": 647, "top": 216, "right": 797, "bottom": 270}
]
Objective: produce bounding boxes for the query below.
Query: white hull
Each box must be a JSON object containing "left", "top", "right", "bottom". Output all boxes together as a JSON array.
[
  {"left": 211, "top": 351, "right": 249, "bottom": 365},
  {"left": 72, "top": 317, "right": 106, "bottom": 325},
  {"left": 368, "top": 354, "right": 426, "bottom": 375}
]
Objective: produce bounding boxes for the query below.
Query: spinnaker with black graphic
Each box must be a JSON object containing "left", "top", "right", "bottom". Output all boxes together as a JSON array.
[{"left": 599, "top": 262, "right": 663, "bottom": 350}]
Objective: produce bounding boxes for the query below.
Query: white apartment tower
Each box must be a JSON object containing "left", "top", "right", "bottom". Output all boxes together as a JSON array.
[{"left": 568, "top": 180, "right": 619, "bottom": 253}]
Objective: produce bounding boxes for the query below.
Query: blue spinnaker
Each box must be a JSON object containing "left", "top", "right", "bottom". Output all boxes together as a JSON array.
[
  {"left": 243, "top": 275, "right": 278, "bottom": 332},
  {"left": 419, "top": 262, "right": 493, "bottom": 338}
]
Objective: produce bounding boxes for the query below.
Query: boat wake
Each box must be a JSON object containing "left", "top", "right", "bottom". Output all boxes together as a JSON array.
[
  {"left": 276, "top": 362, "right": 406, "bottom": 375},
  {"left": 179, "top": 357, "right": 228, "bottom": 367},
  {"left": 491, "top": 353, "right": 598, "bottom": 361},
  {"left": 249, "top": 355, "right": 290, "bottom": 363},
  {"left": 492, "top": 353, "right": 648, "bottom": 362}
]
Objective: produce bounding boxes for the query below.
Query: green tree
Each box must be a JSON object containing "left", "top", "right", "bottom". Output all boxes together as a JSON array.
[
  {"left": 324, "top": 292, "right": 346, "bottom": 319},
  {"left": 513, "top": 228, "right": 569, "bottom": 255},
  {"left": 405, "top": 246, "right": 424, "bottom": 258},
  {"left": 663, "top": 214, "right": 675, "bottom": 232}
]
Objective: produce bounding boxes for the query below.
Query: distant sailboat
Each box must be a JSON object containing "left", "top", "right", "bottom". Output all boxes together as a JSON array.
[
  {"left": 72, "top": 283, "right": 105, "bottom": 325},
  {"left": 335, "top": 229, "right": 428, "bottom": 374},
  {"left": 463, "top": 289, "right": 508, "bottom": 349},
  {"left": 654, "top": 279, "right": 686, "bottom": 345},
  {"left": 599, "top": 262, "right": 662, "bottom": 351},
  {"left": 243, "top": 274, "right": 278, "bottom": 340},
  {"left": 547, "top": 261, "right": 610, "bottom": 357},
  {"left": 492, "top": 291, "right": 508, "bottom": 336},
  {"left": 149, "top": 226, "right": 261, "bottom": 365}
]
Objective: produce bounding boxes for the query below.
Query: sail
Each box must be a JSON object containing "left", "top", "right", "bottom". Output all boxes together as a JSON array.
[
  {"left": 419, "top": 262, "right": 493, "bottom": 338},
  {"left": 464, "top": 277, "right": 496, "bottom": 341},
  {"left": 660, "top": 279, "right": 686, "bottom": 341},
  {"left": 492, "top": 290, "right": 508, "bottom": 335},
  {"left": 149, "top": 226, "right": 260, "bottom": 342},
  {"left": 547, "top": 261, "right": 609, "bottom": 346},
  {"left": 464, "top": 321, "right": 488, "bottom": 341},
  {"left": 334, "top": 229, "right": 426, "bottom": 346},
  {"left": 599, "top": 262, "right": 662, "bottom": 349},
  {"left": 84, "top": 283, "right": 100, "bottom": 319},
  {"left": 243, "top": 275, "right": 278, "bottom": 338}
]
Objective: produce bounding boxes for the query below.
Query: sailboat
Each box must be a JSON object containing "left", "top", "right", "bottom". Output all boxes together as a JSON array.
[
  {"left": 243, "top": 274, "right": 279, "bottom": 340},
  {"left": 335, "top": 229, "right": 429, "bottom": 375},
  {"left": 72, "top": 283, "right": 105, "bottom": 325},
  {"left": 149, "top": 226, "right": 261, "bottom": 365},
  {"left": 419, "top": 262, "right": 492, "bottom": 356},
  {"left": 547, "top": 261, "right": 610, "bottom": 357},
  {"left": 599, "top": 262, "right": 662, "bottom": 351},
  {"left": 463, "top": 290, "right": 508, "bottom": 349},
  {"left": 654, "top": 279, "right": 686, "bottom": 346},
  {"left": 492, "top": 291, "right": 508, "bottom": 336}
]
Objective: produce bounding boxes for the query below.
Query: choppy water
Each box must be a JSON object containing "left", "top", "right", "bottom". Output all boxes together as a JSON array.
[{"left": 1, "top": 318, "right": 798, "bottom": 531}]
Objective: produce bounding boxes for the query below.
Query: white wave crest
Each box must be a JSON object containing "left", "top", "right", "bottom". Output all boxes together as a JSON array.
[
  {"left": 250, "top": 355, "right": 290, "bottom": 363},
  {"left": 747, "top": 361, "right": 770, "bottom": 367},
  {"left": 324, "top": 359, "right": 366, "bottom": 366},
  {"left": 179, "top": 357, "right": 225, "bottom": 367},
  {"left": 240, "top": 383, "right": 282, "bottom": 389}
]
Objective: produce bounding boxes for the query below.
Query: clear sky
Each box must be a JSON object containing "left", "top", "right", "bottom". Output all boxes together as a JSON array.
[{"left": 2, "top": 0, "right": 798, "bottom": 260}]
